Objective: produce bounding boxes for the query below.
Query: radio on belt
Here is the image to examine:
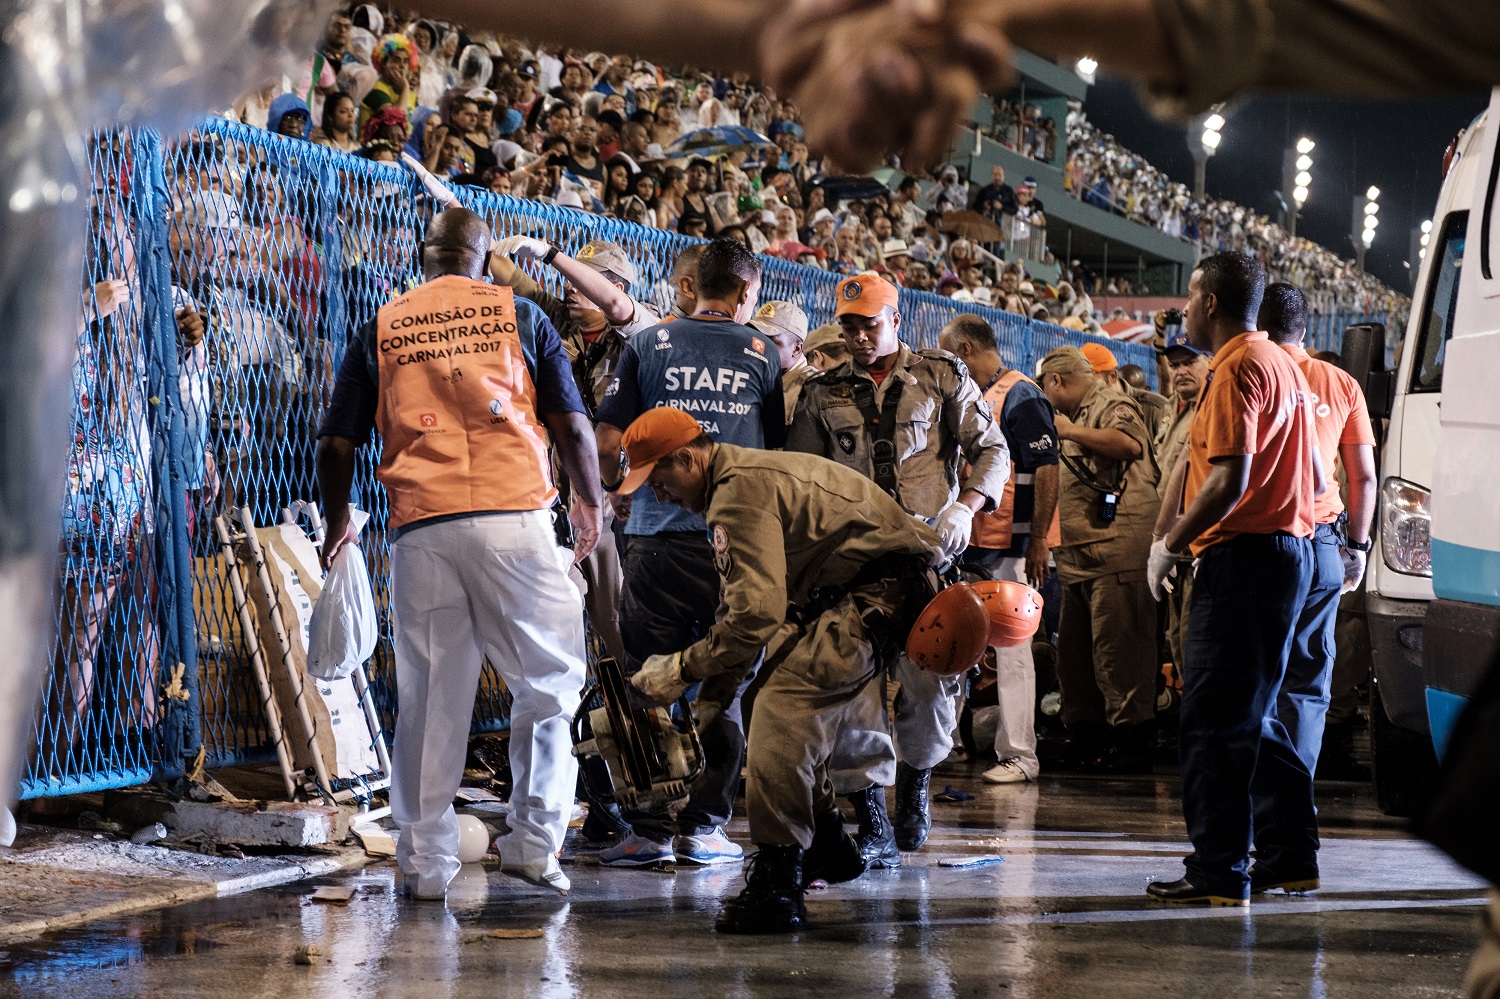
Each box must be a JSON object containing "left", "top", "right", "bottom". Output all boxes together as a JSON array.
[{"left": 571, "top": 656, "right": 706, "bottom": 810}]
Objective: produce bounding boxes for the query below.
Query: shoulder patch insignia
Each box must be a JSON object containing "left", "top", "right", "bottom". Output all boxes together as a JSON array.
[
  {"left": 835, "top": 430, "right": 857, "bottom": 455},
  {"left": 711, "top": 523, "right": 729, "bottom": 553},
  {"left": 1113, "top": 403, "right": 1139, "bottom": 421}
]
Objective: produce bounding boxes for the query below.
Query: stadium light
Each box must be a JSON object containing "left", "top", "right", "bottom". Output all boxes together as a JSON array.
[
  {"left": 1293, "top": 185, "right": 1309, "bottom": 204},
  {"left": 1296, "top": 137, "right": 1316, "bottom": 155},
  {"left": 1204, "top": 113, "right": 1225, "bottom": 132},
  {"left": 1296, "top": 154, "right": 1313, "bottom": 171},
  {"left": 1075, "top": 56, "right": 1098, "bottom": 81},
  {"left": 1284, "top": 137, "right": 1314, "bottom": 237},
  {"left": 1191, "top": 106, "right": 1226, "bottom": 197},
  {"left": 1202, "top": 129, "right": 1222, "bottom": 151},
  {"left": 1421, "top": 219, "right": 1434, "bottom": 234},
  {"left": 1295, "top": 171, "right": 1312, "bottom": 187}
]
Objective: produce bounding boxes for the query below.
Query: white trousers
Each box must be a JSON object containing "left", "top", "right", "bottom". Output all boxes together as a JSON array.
[
  {"left": 389, "top": 511, "right": 585, "bottom": 888},
  {"left": 973, "top": 555, "right": 1039, "bottom": 778}
]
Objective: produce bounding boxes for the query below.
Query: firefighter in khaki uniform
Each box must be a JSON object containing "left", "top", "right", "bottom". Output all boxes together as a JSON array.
[
  {"left": 1038, "top": 346, "right": 1161, "bottom": 774},
  {"left": 1153, "top": 324, "right": 1212, "bottom": 676},
  {"left": 786, "top": 273, "right": 1010, "bottom": 864},
  {"left": 616, "top": 406, "right": 949, "bottom": 935},
  {"left": 316, "top": 208, "right": 602, "bottom": 901}
]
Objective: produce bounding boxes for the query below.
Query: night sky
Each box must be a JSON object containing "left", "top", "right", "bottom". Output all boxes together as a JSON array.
[{"left": 1079, "top": 79, "right": 1489, "bottom": 293}]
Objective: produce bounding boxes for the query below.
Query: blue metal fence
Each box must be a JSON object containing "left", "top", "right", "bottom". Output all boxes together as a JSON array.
[{"left": 24, "top": 117, "right": 1361, "bottom": 798}]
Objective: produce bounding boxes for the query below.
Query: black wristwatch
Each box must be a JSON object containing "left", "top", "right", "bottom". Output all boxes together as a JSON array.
[
  {"left": 542, "top": 245, "right": 559, "bottom": 266},
  {"left": 1346, "top": 537, "right": 1373, "bottom": 553}
]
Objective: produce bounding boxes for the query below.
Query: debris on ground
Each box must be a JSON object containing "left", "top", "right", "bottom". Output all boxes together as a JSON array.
[
  {"left": 938, "top": 855, "right": 1004, "bottom": 868},
  {"left": 130, "top": 823, "right": 168, "bottom": 846},
  {"left": 934, "top": 786, "right": 975, "bottom": 802},
  {"left": 292, "top": 944, "right": 324, "bottom": 965},
  {"left": 310, "top": 886, "right": 356, "bottom": 904}
]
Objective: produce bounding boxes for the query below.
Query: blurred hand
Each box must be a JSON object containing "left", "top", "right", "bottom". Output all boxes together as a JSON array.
[
  {"left": 760, "top": 0, "right": 1011, "bottom": 172},
  {"left": 569, "top": 499, "right": 602, "bottom": 563},
  {"left": 631, "top": 652, "right": 688, "bottom": 704},
  {"left": 493, "top": 235, "right": 551, "bottom": 262},
  {"left": 176, "top": 307, "right": 205, "bottom": 349},
  {"left": 424, "top": 122, "right": 449, "bottom": 158},
  {"left": 94, "top": 279, "right": 130, "bottom": 320}
]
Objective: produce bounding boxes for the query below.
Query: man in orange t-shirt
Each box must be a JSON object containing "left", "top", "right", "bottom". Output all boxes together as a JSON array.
[
  {"left": 1252, "top": 282, "right": 1377, "bottom": 890},
  {"left": 1143, "top": 253, "right": 1321, "bottom": 907}
]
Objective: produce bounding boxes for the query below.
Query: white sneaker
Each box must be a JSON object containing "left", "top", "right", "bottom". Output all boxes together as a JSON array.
[
  {"left": 982, "top": 759, "right": 1033, "bottom": 784},
  {"left": 499, "top": 849, "right": 571, "bottom": 895},
  {"left": 401, "top": 871, "right": 452, "bottom": 900}
]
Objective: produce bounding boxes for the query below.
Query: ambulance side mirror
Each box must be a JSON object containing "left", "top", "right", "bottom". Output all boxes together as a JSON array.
[{"left": 1339, "top": 323, "right": 1394, "bottom": 423}]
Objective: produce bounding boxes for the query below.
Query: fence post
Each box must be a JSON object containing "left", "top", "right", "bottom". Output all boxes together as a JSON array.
[
  {"left": 134, "top": 129, "right": 201, "bottom": 777},
  {"left": 318, "top": 151, "right": 348, "bottom": 354}
]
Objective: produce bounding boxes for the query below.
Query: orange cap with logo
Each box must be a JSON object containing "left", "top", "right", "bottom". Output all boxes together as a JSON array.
[
  {"left": 1079, "top": 341, "right": 1119, "bottom": 373},
  {"left": 834, "top": 272, "right": 901, "bottom": 318},
  {"left": 619, "top": 407, "right": 704, "bottom": 495}
]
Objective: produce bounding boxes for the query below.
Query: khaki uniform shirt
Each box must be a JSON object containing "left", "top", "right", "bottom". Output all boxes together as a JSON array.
[
  {"left": 1155, "top": 397, "right": 1197, "bottom": 506},
  {"left": 506, "top": 267, "right": 661, "bottom": 412},
  {"left": 784, "top": 344, "right": 1011, "bottom": 520},
  {"left": 1132, "top": 386, "right": 1172, "bottom": 444},
  {"left": 680, "top": 444, "right": 944, "bottom": 697},
  {"left": 1055, "top": 380, "right": 1161, "bottom": 584}
]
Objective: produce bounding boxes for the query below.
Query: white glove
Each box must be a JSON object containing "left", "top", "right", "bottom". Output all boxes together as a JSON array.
[
  {"left": 1148, "top": 538, "right": 1187, "bottom": 602},
  {"left": 493, "top": 234, "right": 551, "bottom": 262},
  {"left": 1339, "top": 547, "right": 1368, "bottom": 593},
  {"left": 933, "top": 503, "right": 975, "bottom": 561},
  {"left": 631, "top": 652, "right": 688, "bottom": 704},
  {"left": 400, "top": 151, "right": 459, "bottom": 208}
]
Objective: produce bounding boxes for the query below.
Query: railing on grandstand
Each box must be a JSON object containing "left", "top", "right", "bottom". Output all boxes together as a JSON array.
[
  {"left": 994, "top": 213, "right": 1048, "bottom": 265},
  {"left": 27, "top": 118, "right": 1164, "bottom": 799}
]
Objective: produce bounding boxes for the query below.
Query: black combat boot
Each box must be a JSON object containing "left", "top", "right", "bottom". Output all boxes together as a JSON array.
[
  {"left": 846, "top": 786, "right": 902, "bottom": 868},
  {"left": 1086, "top": 722, "right": 1155, "bottom": 775},
  {"left": 802, "top": 809, "right": 867, "bottom": 887},
  {"left": 893, "top": 762, "right": 933, "bottom": 851},
  {"left": 715, "top": 845, "right": 807, "bottom": 934}
]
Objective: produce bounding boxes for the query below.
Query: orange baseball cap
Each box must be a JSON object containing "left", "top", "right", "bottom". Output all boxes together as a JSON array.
[
  {"left": 619, "top": 407, "right": 705, "bottom": 495},
  {"left": 1079, "top": 341, "right": 1119, "bottom": 373},
  {"left": 834, "top": 272, "right": 901, "bottom": 318}
]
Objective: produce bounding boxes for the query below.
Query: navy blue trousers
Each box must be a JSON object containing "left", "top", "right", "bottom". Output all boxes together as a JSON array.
[
  {"left": 1251, "top": 522, "right": 1344, "bottom": 875},
  {"left": 1180, "top": 532, "right": 1314, "bottom": 894}
]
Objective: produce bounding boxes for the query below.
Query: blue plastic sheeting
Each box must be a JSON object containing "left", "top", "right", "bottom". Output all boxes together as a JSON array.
[{"left": 24, "top": 117, "right": 1381, "bottom": 797}]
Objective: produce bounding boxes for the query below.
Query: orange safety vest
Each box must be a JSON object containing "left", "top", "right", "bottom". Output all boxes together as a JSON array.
[
  {"left": 971, "top": 369, "right": 1062, "bottom": 550},
  {"left": 374, "top": 276, "right": 556, "bottom": 530}
]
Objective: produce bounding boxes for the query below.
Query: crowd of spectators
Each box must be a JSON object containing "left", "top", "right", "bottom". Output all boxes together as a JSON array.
[
  {"left": 218, "top": 6, "right": 1405, "bottom": 331},
  {"left": 1064, "top": 116, "right": 1410, "bottom": 318}
]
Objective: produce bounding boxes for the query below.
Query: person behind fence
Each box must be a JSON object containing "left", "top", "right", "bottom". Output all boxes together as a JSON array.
[
  {"left": 615, "top": 406, "right": 949, "bottom": 933},
  {"left": 1145, "top": 252, "right": 1321, "bottom": 907},
  {"left": 786, "top": 273, "right": 1010, "bottom": 865},
  {"left": 747, "top": 300, "right": 811, "bottom": 424},
  {"left": 314, "top": 207, "right": 603, "bottom": 900},
  {"left": 1249, "top": 282, "right": 1376, "bottom": 896},
  {"left": 592, "top": 238, "right": 785, "bottom": 868},
  {"left": 938, "top": 315, "right": 1060, "bottom": 786},
  {"left": 488, "top": 236, "right": 662, "bottom": 668},
  {"left": 1038, "top": 345, "right": 1161, "bottom": 775}
]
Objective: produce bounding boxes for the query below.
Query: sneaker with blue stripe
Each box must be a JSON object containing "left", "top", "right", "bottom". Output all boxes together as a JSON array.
[
  {"left": 599, "top": 833, "right": 675, "bottom": 867},
  {"left": 675, "top": 827, "right": 745, "bottom": 866}
]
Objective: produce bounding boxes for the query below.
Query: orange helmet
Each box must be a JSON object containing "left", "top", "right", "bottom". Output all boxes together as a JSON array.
[
  {"left": 905, "top": 582, "right": 990, "bottom": 677},
  {"left": 970, "top": 579, "right": 1044, "bottom": 649}
]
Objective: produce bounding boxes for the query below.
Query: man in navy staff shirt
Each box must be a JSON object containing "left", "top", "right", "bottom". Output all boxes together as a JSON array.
[{"left": 593, "top": 237, "right": 785, "bottom": 869}]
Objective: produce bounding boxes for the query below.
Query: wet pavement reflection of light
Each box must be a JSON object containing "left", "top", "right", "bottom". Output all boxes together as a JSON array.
[{"left": 0, "top": 773, "right": 1485, "bottom": 999}]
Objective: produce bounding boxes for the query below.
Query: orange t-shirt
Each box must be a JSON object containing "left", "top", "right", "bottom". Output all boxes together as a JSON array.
[
  {"left": 1283, "top": 344, "right": 1377, "bottom": 525},
  {"left": 1184, "top": 332, "right": 1318, "bottom": 555}
]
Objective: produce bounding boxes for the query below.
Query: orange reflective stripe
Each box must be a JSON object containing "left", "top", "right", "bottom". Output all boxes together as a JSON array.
[
  {"left": 374, "top": 276, "right": 556, "bottom": 529},
  {"left": 972, "top": 369, "right": 1029, "bottom": 550}
]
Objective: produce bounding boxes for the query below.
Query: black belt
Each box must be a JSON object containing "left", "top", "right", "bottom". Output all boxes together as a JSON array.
[{"left": 787, "top": 553, "right": 933, "bottom": 632}]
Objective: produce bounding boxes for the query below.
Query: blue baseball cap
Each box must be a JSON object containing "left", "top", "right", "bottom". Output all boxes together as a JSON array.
[{"left": 1158, "top": 324, "right": 1208, "bottom": 358}]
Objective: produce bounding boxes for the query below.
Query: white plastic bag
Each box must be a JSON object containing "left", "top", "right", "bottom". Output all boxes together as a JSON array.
[{"left": 307, "top": 509, "right": 377, "bottom": 681}]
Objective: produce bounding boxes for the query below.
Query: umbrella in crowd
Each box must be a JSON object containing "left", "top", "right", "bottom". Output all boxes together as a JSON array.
[
  {"left": 1101, "top": 316, "right": 1154, "bottom": 342},
  {"left": 666, "top": 125, "right": 777, "bottom": 158},
  {"left": 938, "top": 210, "right": 1005, "bottom": 244},
  {"left": 811, "top": 174, "right": 894, "bottom": 203}
]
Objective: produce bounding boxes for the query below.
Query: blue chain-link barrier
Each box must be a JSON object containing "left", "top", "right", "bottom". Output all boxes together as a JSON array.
[{"left": 22, "top": 118, "right": 1385, "bottom": 797}]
